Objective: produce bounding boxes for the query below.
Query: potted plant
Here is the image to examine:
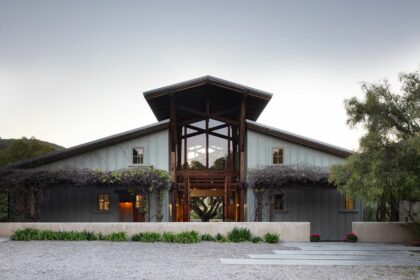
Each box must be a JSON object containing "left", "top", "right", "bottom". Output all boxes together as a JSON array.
[
  {"left": 310, "top": 234, "right": 320, "bottom": 242},
  {"left": 343, "top": 232, "right": 358, "bottom": 242}
]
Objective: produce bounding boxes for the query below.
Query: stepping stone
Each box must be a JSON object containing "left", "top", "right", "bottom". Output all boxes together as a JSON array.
[
  {"left": 272, "top": 250, "right": 417, "bottom": 256},
  {"left": 220, "top": 258, "right": 420, "bottom": 266},
  {"left": 248, "top": 254, "right": 418, "bottom": 261}
]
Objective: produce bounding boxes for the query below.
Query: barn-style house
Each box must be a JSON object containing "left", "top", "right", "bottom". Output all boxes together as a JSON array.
[{"left": 1, "top": 76, "right": 361, "bottom": 240}]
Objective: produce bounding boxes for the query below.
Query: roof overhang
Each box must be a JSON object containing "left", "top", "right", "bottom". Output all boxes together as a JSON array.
[{"left": 143, "top": 75, "right": 273, "bottom": 121}]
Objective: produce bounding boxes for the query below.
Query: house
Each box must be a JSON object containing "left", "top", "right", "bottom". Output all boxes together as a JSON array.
[{"left": 1, "top": 76, "right": 361, "bottom": 240}]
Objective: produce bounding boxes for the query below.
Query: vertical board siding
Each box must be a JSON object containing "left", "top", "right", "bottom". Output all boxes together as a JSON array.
[
  {"left": 270, "top": 187, "right": 363, "bottom": 240},
  {"left": 246, "top": 130, "right": 361, "bottom": 240},
  {"left": 42, "top": 129, "right": 169, "bottom": 171},
  {"left": 246, "top": 130, "right": 343, "bottom": 169}
]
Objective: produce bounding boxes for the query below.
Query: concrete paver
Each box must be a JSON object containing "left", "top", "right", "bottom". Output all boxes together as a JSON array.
[{"left": 220, "top": 242, "right": 420, "bottom": 266}]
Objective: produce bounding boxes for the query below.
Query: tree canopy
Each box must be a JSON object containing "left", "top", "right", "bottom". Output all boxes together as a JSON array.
[
  {"left": 329, "top": 69, "right": 420, "bottom": 221},
  {"left": 0, "top": 137, "right": 60, "bottom": 167}
]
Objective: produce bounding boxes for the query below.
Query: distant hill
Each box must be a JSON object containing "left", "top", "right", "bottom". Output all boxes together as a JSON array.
[{"left": 0, "top": 138, "right": 64, "bottom": 152}]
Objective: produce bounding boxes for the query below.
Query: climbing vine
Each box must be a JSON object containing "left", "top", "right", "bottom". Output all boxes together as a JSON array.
[
  {"left": 248, "top": 165, "right": 330, "bottom": 221},
  {"left": 0, "top": 167, "right": 170, "bottom": 222}
]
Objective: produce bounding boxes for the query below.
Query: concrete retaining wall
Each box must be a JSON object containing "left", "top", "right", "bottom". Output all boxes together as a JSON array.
[
  {"left": 0, "top": 222, "right": 310, "bottom": 241},
  {"left": 352, "top": 222, "right": 414, "bottom": 243}
]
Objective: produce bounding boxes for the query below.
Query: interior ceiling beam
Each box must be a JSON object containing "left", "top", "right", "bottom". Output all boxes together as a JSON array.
[
  {"left": 176, "top": 104, "right": 239, "bottom": 126},
  {"left": 181, "top": 129, "right": 232, "bottom": 141}
]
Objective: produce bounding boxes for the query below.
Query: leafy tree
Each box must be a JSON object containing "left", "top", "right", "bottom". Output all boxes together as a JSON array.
[
  {"left": 0, "top": 137, "right": 56, "bottom": 167},
  {"left": 190, "top": 196, "right": 223, "bottom": 222},
  {"left": 0, "top": 137, "right": 58, "bottom": 221},
  {"left": 329, "top": 69, "right": 420, "bottom": 221},
  {"left": 210, "top": 157, "right": 226, "bottom": 169}
]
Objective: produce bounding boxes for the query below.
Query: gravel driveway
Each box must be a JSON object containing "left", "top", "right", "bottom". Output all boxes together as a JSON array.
[{"left": 0, "top": 240, "right": 419, "bottom": 280}]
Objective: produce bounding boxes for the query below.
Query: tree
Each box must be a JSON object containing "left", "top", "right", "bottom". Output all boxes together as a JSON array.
[
  {"left": 0, "top": 137, "right": 58, "bottom": 221},
  {"left": 190, "top": 196, "right": 223, "bottom": 222},
  {"left": 0, "top": 137, "right": 56, "bottom": 167},
  {"left": 329, "top": 69, "right": 420, "bottom": 221}
]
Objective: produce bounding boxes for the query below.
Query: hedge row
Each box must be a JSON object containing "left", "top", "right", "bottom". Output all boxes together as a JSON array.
[{"left": 11, "top": 227, "right": 280, "bottom": 244}]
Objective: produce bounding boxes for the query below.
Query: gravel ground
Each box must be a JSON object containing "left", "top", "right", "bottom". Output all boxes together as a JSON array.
[{"left": 0, "top": 240, "right": 419, "bottom": 280}]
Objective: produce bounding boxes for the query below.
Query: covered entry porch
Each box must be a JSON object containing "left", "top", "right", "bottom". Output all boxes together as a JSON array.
[{"left": 171, "top": 170, "right": 244, "bottom": 222}]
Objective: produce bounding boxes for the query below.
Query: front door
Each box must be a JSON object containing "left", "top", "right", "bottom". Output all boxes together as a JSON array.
[{"left": 119, "top": 202, "right": 133, "bottom": 222}]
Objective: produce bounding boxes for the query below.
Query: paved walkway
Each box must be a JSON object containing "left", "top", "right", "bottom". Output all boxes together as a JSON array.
[{"left": 221, "top": 242, "right": 420, "bottom": 266}]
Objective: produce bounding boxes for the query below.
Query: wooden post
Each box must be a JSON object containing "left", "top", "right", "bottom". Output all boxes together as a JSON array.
[
  {"left": 170, "top": 94, "right": 177, "bottom": 181},
  {"left": 183, "top": 176, "right": 190, "bottom": 222},
  {"left": 238, "top": 95, "right": 246, "bottom": 221},
  {"left": 224, "top": 176, "right": 230, "bottom": 221}
]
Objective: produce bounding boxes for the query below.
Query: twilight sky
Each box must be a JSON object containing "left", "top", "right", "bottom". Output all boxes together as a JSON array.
[{"left": 1, "top": 0, "right": 419, "bottom": 150}]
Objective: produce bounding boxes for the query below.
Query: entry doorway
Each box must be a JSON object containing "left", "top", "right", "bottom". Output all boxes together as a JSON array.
[{"left": 119, "top": 202, "right": 133, "bottom": 222}]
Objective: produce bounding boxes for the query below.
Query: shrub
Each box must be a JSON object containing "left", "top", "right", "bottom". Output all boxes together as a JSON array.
[
  {"left": 11, "top": 228, "right": 40, "bottom": 241},
  {"left": 344, "top": 232, "right": 358, "bottom": 242},
  {"left": 162, "top": 232, "right": 177, "bottom": 243},
  {"left": 251, "top": 236, "right": 263, "bottom": 243},
  {"left": 227, "top": 227, "right": 252, "bottom": 242},
  {"left": 264, "top": 233, "right": 280, "bottom": 243},
  {"left": 215, "top": 233, "right": 227, "bottom": 242},
  {"left": 83, "top": 231, "right": 99, "bottom": 241},
  {"left": 200, "top": 233, "right": 216, "bottom": 241},
  {"left": 101, "top": 232, "right": 128, "bottom": 242},
  {"left": 175, "top": 231, "right": 200, "bottom": 243},
  {"left": 132, "top": 232, "right": 161, "bottom": 242},
  {"left": 310, "top": 234, "right": 321, "bottom": 242}
]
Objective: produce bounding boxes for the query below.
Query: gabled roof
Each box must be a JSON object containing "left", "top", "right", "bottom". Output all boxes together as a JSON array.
[
  {"left": 143, "top": 75, "right": 273, "bottom": 121},
  {"left": 143, "top": 75, "right": 273, "bottom": 100},
  {"left": 0, "top": 120, "right": 169, "bottom": 171},
  {"left": 247, "top": 120, "right": 353, "bottom": 158}
]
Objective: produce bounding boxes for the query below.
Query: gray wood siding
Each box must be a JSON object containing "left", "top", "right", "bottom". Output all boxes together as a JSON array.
[
  {"left": 39, "top": 186, "right": 166, "bottom": 222},
  {"left": 42, "top": 129, "right": 169, "bottom": 171},
  {"left": 269, "top": 187, "right": 362, "bottom": 240},
  {"left": 246, "top": 130, "right": 344, "bottom": 169},
  {"left": 245, "top": 130, "right": 361, "bottom": 240}
]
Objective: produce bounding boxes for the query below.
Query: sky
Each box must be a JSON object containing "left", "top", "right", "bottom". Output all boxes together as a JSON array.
[{"left": 0, "top": 0, "right": 419, "bottom": 150}]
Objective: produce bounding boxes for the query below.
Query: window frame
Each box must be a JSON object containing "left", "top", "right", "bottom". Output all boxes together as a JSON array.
[
  {"left": 272, "top": 192, "right": 287, "bottom": 212},
  {"left": 97, "top": 193, "right": 110, "bottom": 212},
  {"left": 131, "top": 147, "right": 145, "bottom": 165},
  {"left": 272, "top": 147, "right": 284, "bottom": 165}
]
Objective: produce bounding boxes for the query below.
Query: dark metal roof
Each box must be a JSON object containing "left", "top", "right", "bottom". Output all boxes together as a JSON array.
[
  {"left": 0, "top": 120, "right": 169, "bottom": 171},
  {"left": 143, "top": 75, "right": 273, "bottom": 121},
  {"left": 144, "top": 75, "right": 273, "bottom": 100},
  {"left": 247, "top": 120, "right": 353, "bottom": 158}
]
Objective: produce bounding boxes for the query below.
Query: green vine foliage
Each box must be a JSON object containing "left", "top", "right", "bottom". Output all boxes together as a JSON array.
[
  {"left": 0, "top": 167, "right": 170, "bottom": 222},
  {"left": 248, "top": 165, "right": 330, "bottom": 221}
]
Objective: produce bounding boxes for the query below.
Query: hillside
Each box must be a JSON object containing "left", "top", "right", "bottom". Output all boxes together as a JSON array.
[{"left": 0, "top": 138, "right": 64, "bottom": 151}]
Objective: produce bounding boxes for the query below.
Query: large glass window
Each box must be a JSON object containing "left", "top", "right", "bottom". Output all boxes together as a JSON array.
[{"left": 179, "top": 119, "right": 236, "bottom": 170}]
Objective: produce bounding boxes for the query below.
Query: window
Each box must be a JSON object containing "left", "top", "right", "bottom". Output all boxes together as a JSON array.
[
  {"left": 273, "top": 193, "right": 285, "bottom": 210},
  {"left": 132, "top": 148, "right": 144, "bottom": 164},
  {"left": 135, "top": 194, "right": 142, "bottom": 209},
  {"left": 272, "top": 148, "right": 284, "bottom": 165},
  {"left": 98, "top": 193, "right": 110, "bottom": 211},
  {"left": 344, "top": 194, "right": 355, "bottom": 210}
]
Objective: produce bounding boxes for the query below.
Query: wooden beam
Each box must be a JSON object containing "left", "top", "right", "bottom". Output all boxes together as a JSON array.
[
  {"left": 224, "top": 176, "right": 230, "bottom": 221},
  {"left": 183, "top": 176, "right": 190, "bottom": 222},
  {"left": 170, "top": 95, "right": 177, "bottom": 182},
  {"left": 176, "top": 104, "right": 239, "bottom": 126},
  {"left": 239, "top": 95, "right": 246, "bottom": 221},
  {"left": 190, "top": 189, "right": 225, "bottom": 197}
]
